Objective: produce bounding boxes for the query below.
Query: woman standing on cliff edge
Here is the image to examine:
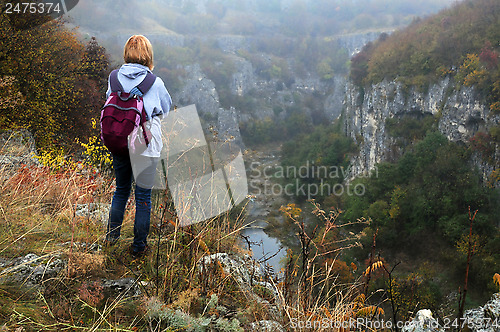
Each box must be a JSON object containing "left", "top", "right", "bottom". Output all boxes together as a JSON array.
[{"left": 105, "top": 35, "right": 172, "bottom": 257}]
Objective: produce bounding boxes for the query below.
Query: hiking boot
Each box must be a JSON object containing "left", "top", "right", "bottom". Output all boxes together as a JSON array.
[{"left": 129, "top": 244, "right": 149, "bottom": 258}]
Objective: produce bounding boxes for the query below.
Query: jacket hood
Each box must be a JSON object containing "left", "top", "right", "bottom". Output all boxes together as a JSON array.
[{"left": 119, "top": 63, "right": 151, "bottom": 79}]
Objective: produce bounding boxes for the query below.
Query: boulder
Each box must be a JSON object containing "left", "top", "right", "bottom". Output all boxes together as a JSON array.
[
  {"left": 249, "top": 320, "right": 285, "bottom": 332},
  {"left": 101, "top": 278, "right": 141, "bottom": 297},
  {"left": 0, "top": 130, "right": 39, "bottom": 169},
  {"left": 464, "top": 293, "right": 500, "bottom": 332},
  {"left": 75, "top": 203, "right": 111, "bottom": 225},
  {"left": 402, "top": 293, "right": 500, "bottom": 332},
  {"left": 197, "top": 253, "right": 282, "bottom": 319},
  {"left": 0, "top": 253, "right": 66, "bottom": 288},
  {"left": 402, "top": 309, "right": 443, "bottom": 332}
]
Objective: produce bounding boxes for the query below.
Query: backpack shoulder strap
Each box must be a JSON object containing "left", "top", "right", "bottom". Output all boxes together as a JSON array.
[
  {"left": 136, "top": 72, "right": 157, "bottom": 95},
  {"left": 109, "top": 69, "right": 124, "bottom": 92}
]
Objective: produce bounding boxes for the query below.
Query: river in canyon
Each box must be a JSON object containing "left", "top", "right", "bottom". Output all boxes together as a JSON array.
[{"left": 239, "top": 147, "right": 289, "bottom": 273}]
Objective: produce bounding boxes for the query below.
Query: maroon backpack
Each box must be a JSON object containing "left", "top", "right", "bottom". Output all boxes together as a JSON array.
[{"left": 100, "top": 69, "right": 156, "bottom": 155}]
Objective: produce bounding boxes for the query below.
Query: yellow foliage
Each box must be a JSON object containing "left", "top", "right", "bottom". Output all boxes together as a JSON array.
[
  {"left": 78, "top": 118, "right": 112, "bottom": 169},
  {"left": 279, "top": 203, "right": 302, "bottom": 220},
  {"left": 456, "top": 233, "right": 482, "bottom": 255},
  {"left": 494, "top": 273, "right": 500, "bottom": 290},
  {"left": 464, "top": 69, "right": 488, "bottom": 87},
  {"left": 33, "top": 147, "right": 69, "bottom": 171},
  {"left": 33, "top": 118, "right": 111, "bottom": 172},
  {"left": 364, "top": 260, "right": 384, "bottom": 275},
  {"left": 198, "top": 238, "right": 211, "bottom": 255},
  {"left": 353, "top": 293, "right": 366, "bottom": 307},
  {"left": 488, "top": 169, "right": 500, "bottom": 188},
  {"left": 351, "top": 294, "right": 384, "bottom": 319},
  {"left": 490, "top": 101, "right": 500, "bottom": 114},
  {"left": 457, "top": 53, "right": 489, "bottom": 87},
  {"left": 356, "top": 305, "right": 385, "bottom": 318},
  {"left": 389, "top": 186, "right": 405, "bottom": 220},
  {"left": 437, "top": 65, "right": 455, "bottom": 77}
]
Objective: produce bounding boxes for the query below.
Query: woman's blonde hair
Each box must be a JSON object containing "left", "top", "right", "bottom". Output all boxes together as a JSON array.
[{"left": 123, "top": 35, "right": 154, "bottom": 70}]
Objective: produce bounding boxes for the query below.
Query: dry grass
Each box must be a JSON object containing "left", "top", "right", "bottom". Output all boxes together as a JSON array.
[
  {"left": 0, "top": 146, "right": 367, "bottom": 331},
  {"left": 0, "top": 158, "right": 123, "bottom": 330},
  {"left": 273, "top": 202, "right": 376, "bottom": 331},
  {"left": 0, "top": 163, "right": 111, "bottom": 253},
  {"left": 0, "top": 155, "right": 257, "bottom": 330}
]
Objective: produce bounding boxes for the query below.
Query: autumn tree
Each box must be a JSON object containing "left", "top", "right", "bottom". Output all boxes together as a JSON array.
[
  {"left": 0, "top": 5, "right": 110, "bottom": 149},
  {"left": 350, "top": 42, "right": 374, "bottom": 86},
  {"left": 80, "top": 36, "right": 111, "bottom": 88},
  {"left": 479, "top": 41, "right": 499, "bottom": 70},
  {"left": 0, "top": 76, "right": 24, "bottom": 128}
]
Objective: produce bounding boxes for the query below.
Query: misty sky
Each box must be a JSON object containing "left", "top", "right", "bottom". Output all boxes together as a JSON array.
[{"left": 68, "top": 0, "right": 458, "bottom": 36}]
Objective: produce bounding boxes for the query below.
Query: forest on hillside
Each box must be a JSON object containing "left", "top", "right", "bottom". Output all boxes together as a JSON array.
[{"left": 351, "top": 0, "right": 500, "bottom": 112}]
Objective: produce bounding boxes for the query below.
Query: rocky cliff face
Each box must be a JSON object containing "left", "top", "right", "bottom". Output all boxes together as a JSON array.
[
  {"left": 335, "top": 30, "right": 392, "bottom": 56},
  {"left": 106, "top": 28, "right": 499, "bottom": 185},
  {"left": 343, "top": 78, "right": 500, "bottom": 181}
]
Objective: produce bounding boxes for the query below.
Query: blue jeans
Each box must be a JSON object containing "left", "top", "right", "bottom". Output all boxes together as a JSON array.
[{"left": 107, "top": 153, "right": 157, "bottom": 252}]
